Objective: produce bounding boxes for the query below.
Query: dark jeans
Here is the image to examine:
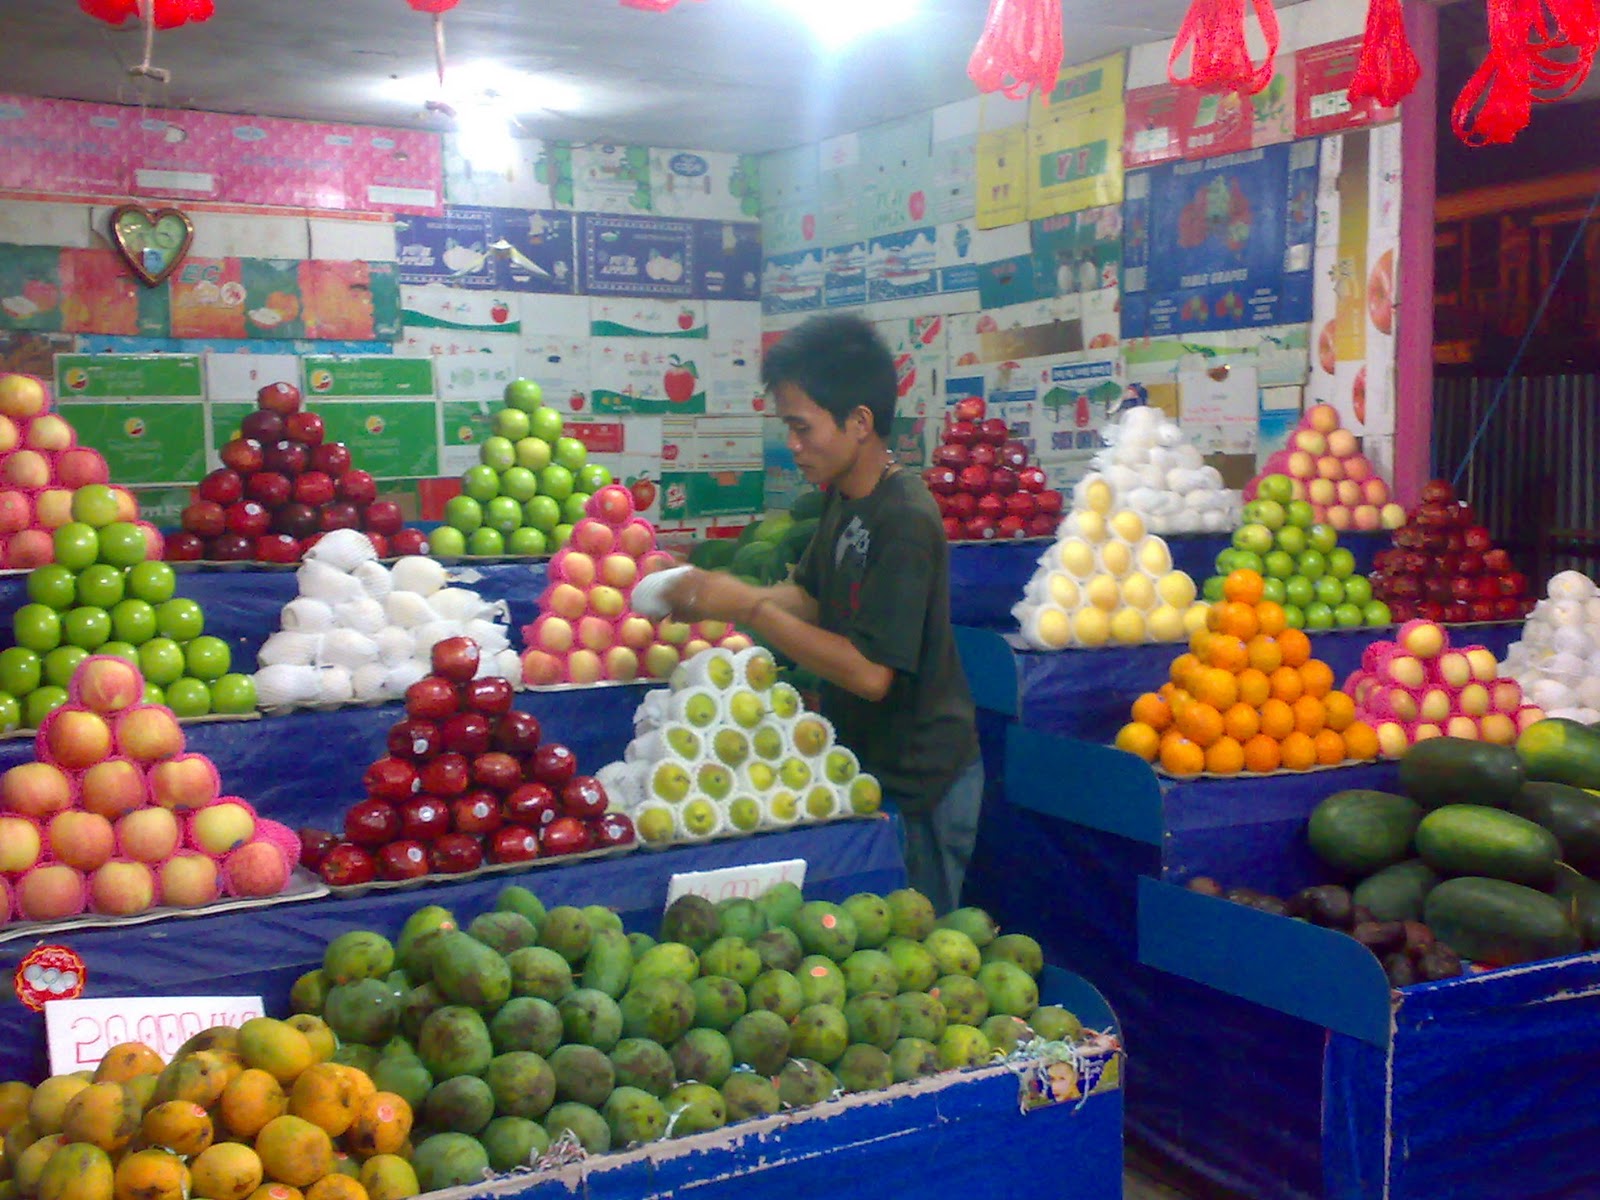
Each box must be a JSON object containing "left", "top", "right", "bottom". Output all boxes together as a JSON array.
[{"left": 890, "top": 758, "right": 984, "bottom": 915}]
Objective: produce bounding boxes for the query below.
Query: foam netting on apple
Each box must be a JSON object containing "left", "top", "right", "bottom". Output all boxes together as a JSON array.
[
  {"left": 0, "top": 372, "right": 158, "bottom": 570},
  {"left": 599, "top": 645, "right": 883, "bottom": 846},
  {"left": 1502, "top": 571, "right": 1600, "bottom": 723},
  {"left": 0, "top": 655, "right": 301, "bottom": 929},
  {"left": 1069, "top": 404, "right": 1240, "bottom": 535},
  {"left": 1344, "top": 619, "right": 1545, "bottom": 758},
  {"left": 520, "top": 485, "right": 748, "bottom": 686},
  {"left": 169, "top": 380, "right": 425, "bottom": 564},
  {"left": 304, "top": 636, "right": 636, "bottom": 888},
  {"left": 253, "top": 529, "right": 521, "bottom": 712},
  {"left": 1245, "top": 403, "right": 1401, "bottom": 532}
]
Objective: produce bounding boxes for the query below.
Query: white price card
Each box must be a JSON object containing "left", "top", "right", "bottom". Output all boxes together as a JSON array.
[
  {"left": 46, "top": 995, "right": 264, "bottom": 1075},
  {"left": 666, "top": 859, "right": 807, "bottom": 907}
]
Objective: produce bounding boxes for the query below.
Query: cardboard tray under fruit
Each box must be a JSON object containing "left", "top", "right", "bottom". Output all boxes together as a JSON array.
[
  {"left": 0, "top": 710, "right": 260, "bottom": 742},
  {"left": 1149, "top": 757, "right": 1380, "bottom": 782},
  {"left": 320, "top": 841, "right": 639, "bottom": 898},
  {"left": 636, "top": 812, "right": 884, "bottom": 853},
  {"left": 0, "top": 866, "right": 327, "bottom": 946}
]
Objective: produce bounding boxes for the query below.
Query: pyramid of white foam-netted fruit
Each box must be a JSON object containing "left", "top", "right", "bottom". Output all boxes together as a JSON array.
[
  {"left": 596, "top": 645, "right": 882, "bottom": 845},
  {"left": 1013, "top": 493, "right": 1208, "bottom": 649},
  {"left": 1502, "top": 570, "right": 1600, "bottom": 723},
  {"left": 1073, "top": 404, "right": 1241, "bottom": 534}
]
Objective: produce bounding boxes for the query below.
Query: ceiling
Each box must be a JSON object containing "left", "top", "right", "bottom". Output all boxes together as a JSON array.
[{"left": 0, "top": 0, "right": 1195, "bottom": 153}]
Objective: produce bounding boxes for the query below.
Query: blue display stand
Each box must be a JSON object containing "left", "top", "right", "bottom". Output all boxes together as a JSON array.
[{"left": 0, "top": 817, "right": 906, "bottom": 1084}]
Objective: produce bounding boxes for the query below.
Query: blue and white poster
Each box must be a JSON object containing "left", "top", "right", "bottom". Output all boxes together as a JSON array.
[
  {"left": 693, "top": 221, "right": 761, "bottom": 301},
  {"left": 867, "top": 228, "right": 938, "bottom": 303},
  {"left": 580, "top": 214, "right": 696, "bottom": 298},
  {"left": 1121, "top": 141, "right": 1317, "bottom": 336},
  {"left": 395, "top": 207, "right": 576, "bottom": 293},
  {"left": 824, "top": 243, "right": 867, "bottom": 308},
  {"left": 761, "top": 250, "right": 824, "bottom": 316}
]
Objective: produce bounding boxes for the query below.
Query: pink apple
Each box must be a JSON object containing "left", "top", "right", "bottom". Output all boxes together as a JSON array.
[
  {"left": 1286, "top": 450, "right": 1315, "bottom": 479},
  {"left": 24, "top": 413, "right": 74, "bottom": 452},
  {"left": 1315, "top": 455, "right": 1345, "bottom": 481},
  {"left": 222, "top": 841, "right": 290, "bottom": 897},
  {"left": 1292, "top": 429, "right": 1328, "bottom": 456},
  {"left": 565, "top": 650, "right": 603, "bottom": 686},
  {"left": 0, "top": 761, "right": 73, "bottom": 819},
  {"left": 599, "top": 554, "right": 638, "bottom": 589},
  {"left": 1335, "top": 480, "right": 1362, "bottom": 507},
  {"left": 137, "top": 522, "right": 164, "bottom": 562},
  {"left": 616, "top": 521, "right": 655, "bottom": 559},
  {"left": 535, "top": 616, "right": 575, "bottom": 654},
  {"left": 571, "top": 521, "right": 615, "bottom": 558},
  {"left": 89, "top": 859, "right": 155, "bottom": 915},
  {"left": 3, "top": 449, "right": 50, "bottom": 488},
  {"left": 1327, "top": 505, "right": 1352, "bottom": 530},
  {"left": 159, "top": 852, "right": 221, "bottom": 907},
  {"left": 73, "top": 656, "right": 145, "bottom": 715},
  {"left": 80, "top": 758, "right": 148, "bottom": 821},
  {"left": 588, "top": 586, "right": 626, "bottom": 619},
  {"left": 617, "top": 615, "right": 655, "bottom": 652},
  {"left": 1493, "top": 680, "right": 1524, "bottom": 714},
  {"left": 638, "top": 551, "right": 677, "bottom": 577},
  {"left": 58, "top": 448, "right": 110, "bottom": 489},
  {"left": 589, "top": 484, "right": 635, "bottom": 526},
  {"left": 1465, "top": 647, "right": 1500, "bottom": 683},
  {"left": 1457, "top": 682, "right": 1490, "bottom": 716},
  {"left": 603, "top": 646, "right": 639, "bottom": 681},
  {"left": 0, "top": 415, "right": 16, "bottom": 453},
  {"left": 15, "top": 864, "right": 86, "bottom": 921},
  {"left": 189, "top": 800, "right": 256, "bottom": 855},
  {"left": 546, "top": 583, "right": 588, "bottom": 622},
  {"left": 1363, "top": 478, "right": 1390, "bottom": 506},
  {"left": 1327, "top": 429, "right": 1358, "bottom": 458},
  {"left": 1435, "top": 651, "right": 1471, "bottom": 688},
  {"left": 556, "top": 552, "right": 597, "bottom": 588},
  {"left": 1344, "top": 456, "right": 1372, "bottom": 483},
  {"left": 1307, "top": 478, "right": 1336, "bottom": 506},
  {"left": 1479, "top": 712, "right": 1517, "bottom": 745},
  {"left": 1380, "top": 503, "right": 1407, "bottom": 529},
  {"left": 114, "top": 705, "right": 186, "bottom": 764},
  {"left": 682, "top": 638, "right": 713, "bottom": 660},
  {"left": 0, "top": 490, "right": 30, "bottom": 535},
  {"left": 1306, "top": 404, "right": 1340, "bottom": 434},
  {"left": 1353, "top": 504, "right": 1381, "bottom": 531},
  {"left": 520, "top": 650, "right": 565, "bottom": 687},
  {"left": 33, "top": 489, "right": 74, "bottom": 529},
  {"left": 578, "top": 616, "right": 614, "bottom": 653},
  {"left": 0, "top": 814, "right": 41, "bottom": 872},
  {"left": 6, "top": 529, "right": 54, "bottom": 569},
  {"left": 643, "top": 643, "right": 680, "bottom": 679},
  {"left": 148, "top": 754, "right": 222, "bottom": 813},
  {"left": 117, "top": 807, "right": 180, "bottom": 863},
  {"left": 47, "top": 810, "right": 116, "bottom": 873}
]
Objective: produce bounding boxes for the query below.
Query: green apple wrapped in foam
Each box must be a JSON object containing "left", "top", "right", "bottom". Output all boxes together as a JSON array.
[
  {"left": 748, "top": 721, "right": 787, "bottom": 763},
  {"left": 673, "top": 647, "right": 738, "bottom": 690},
  {"left": 767, "top": 682, "right": 803, "bottom": 721},
  {"left": 742, "top": 760, "right": 779, "bottom": 794},
  {"left": 764, "top": 789, "right": 802, "bottom": 828},
  {"left": 676, "top": 794, "right": 727, "bottom": 840},
  {"left": 800, "top": 783, "right": 844, "bottom": 822},
  {"left": 731, "top": 647, "right": 779, "bottom": 691},
  {"left": 634, "top": 803, "right": 678, "bottom": 846},
  {"left": 725, "top": 793, "right": 765, "bottom": 834},
  {"left": 669, "top": 686, "right": 724, "bottom": 729}
]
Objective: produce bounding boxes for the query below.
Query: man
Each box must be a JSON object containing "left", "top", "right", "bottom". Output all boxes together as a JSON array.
[{"left": 662, "top": 313, "right": 982, "bottom": 913}]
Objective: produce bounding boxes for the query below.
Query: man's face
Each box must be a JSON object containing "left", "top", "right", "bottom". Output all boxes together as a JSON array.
[{"left": 774, "top": 382, "right": 867, "bottom": 488}]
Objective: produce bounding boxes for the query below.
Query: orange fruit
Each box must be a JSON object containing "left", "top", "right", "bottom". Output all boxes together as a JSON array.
[
  {"left": 1176, "top": 702, "right": 1224, "bottom": 749},
  {"left": 1313, "top": 728, "right": 1347, "bottom": 765},
  {"left": 1279, "top": 730, "right": 1317, "bottom": 771},
  {"left": 1291, "top": 695, "right": 1327, "bottom": 736},
  {"left": 1194, "top": 668, "right": 1239, "bottom": 712},
  {"left": 1277, "top": 627, "right": 1311, "bottom": 668},
  {"left": 1236, "top": 668, "right": 1271, "bottom": 708},
  {"left": 1170, "top": 653, "right": 1201, "bottom": 687},
  {"left": 1222, "top": 703, "right": 1260, "bottom": 743},
  {"left": 1204, "top": 736, "right": 1245, "bottom": 775},
  {"left": 1242, "top": 733, "right": 1282, "bottom": 773},
  {"left": 1269, "top": 666, "right": 1304, "bottom": 704},
  {"left": 1246, "top": 635, "right": 1283, "bottom": 674},
  {"left": 1115, "top": 722, "right": 1160, "bottom": 762},
  {"left": 1324, "top": 691, "right": 1356, "bottom": 732},
  {"left": 1159, "top": 735, "right": 1205, "bottom": 777},
  {"left": 1189, "top": 630, "right": 1213, "bottom": 659},
  {"left": 1223, "top": 570, "right": 1265, "bottom": 605},
  {"left": 1217, "top": 602, "right": 1261, "bottom": 641},
  {"left": 1131, "top": 693, "right": 1172, "bottom": 732},
  {"left": 1255, "top": 601, "right": 1287, "bottom": 637},
  {"left": 1259, "top": 698, "right": 1295, "bottom": 740},
  {"left": 1207, "top": 635, "right": 1248, "bottom": 673},
  {"left": 1343, "top": 720, "right": 1379, "bottom": 760},
  {"left": 1299, "top": 660, "right": 1335, "bottom": 699}
]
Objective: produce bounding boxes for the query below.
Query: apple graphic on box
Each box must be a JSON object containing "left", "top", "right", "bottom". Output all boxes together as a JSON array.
[{"left": 190, "top": 801, "right": 257, "bottom": 855}]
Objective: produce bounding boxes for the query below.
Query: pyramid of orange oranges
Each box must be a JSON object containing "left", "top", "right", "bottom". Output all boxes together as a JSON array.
[{"left": 1116, "top": 569, "right": 1380, "bottom": 776}]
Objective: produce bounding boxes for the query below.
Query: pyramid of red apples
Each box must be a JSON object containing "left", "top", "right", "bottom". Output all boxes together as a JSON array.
[
  {"left": 924, "top": 395, "right": 1064, "bottom": 542},
  {"left": 0, "top": 372, "right": 158, "bottom": 569},
  {"left": 168, "top": 381, "right": 427, "bottom": 564},
  {"left": 1370, "top": 479, "right": 1534, "bottom": 624},
  {"left": 303, "top": 636, "right": 636, "bottom": 887}
]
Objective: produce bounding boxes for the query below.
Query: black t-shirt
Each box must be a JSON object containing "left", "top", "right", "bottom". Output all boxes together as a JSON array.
[{"left": 794, "top": 470, "right": 979, "bottom": 812}]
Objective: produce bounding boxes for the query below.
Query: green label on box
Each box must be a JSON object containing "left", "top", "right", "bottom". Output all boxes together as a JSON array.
[
  {"left": 302, "top": 357, "right": 435, "bottom": 398},
  {"left": 660, "top": 470, "right": 764, "bottom": 520},
  {"left": 209, "top": 402, "right": 253, "bottom": 453},
  {"left": 54, "top": 355, "right": 204, "bottom": 399},
  {"left": 315, "top": 400, "right": 440, "bottom": 480},
  {"left": 67, "top": 402, "right": 207, "bottom": 486},
  {"left": 131, "top": 487, "right": 192, "bottom": 528},
  {"left": 441, "top": 400, "right": 496, "bottom": 451}
]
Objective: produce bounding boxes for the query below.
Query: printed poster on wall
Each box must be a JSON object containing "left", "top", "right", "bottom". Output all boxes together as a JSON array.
[
  {"left": 975, "top": 128, "right": 1029, "bottom": 229},
  {"left": 1294, "top": 39, "right": 1402, "bottom": 138},
  {"left": 694, "top": 222, "right": 761, "bottom": 301},
  {"left": 648, "top": 150, "right": 761, "bottom": 222},
  {"left": 1030, "top": 52, "right": 1127, "bottom": 124},
  {"left": 1121, "top": 141, "right": 1317, "bottom": 337},
  {"left": 761, "top": 249, "right": 823, "bottom": 316},
  {"left": 52, "top": 354, "right": 207, "bottom": 487},
  {"left": 570, "top": 144, "right": 652, "bottom": 214},
  {"left": 395, "top": 207, "right": 577, "bottom": 294},
  {"left": 1123, "top": 69, "right": 1294, "bottom": 166},
  {"left": 580, "top": 215, "right": 695, "bottom": 299},
  {"left": 1027, "top": 106, "right": 1126, "bottom": 219}
]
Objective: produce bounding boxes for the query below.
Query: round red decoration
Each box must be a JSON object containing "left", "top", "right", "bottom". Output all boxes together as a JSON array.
[
  {"left": 13, "top": 945, "right": 87, "bottom": 1013},
  {"left": 968, "top": 0, "right": 1064, "bottom": 99},
  {"left": 1168, "top": 0, "right": 1281, "bottom": 96}
]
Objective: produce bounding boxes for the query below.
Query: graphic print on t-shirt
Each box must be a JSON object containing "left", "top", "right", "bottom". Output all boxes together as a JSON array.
[{"left": 835, "top": 515, "right": 870, "bottom": 567}]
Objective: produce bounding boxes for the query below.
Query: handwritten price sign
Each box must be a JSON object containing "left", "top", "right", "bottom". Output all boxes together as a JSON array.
[
  {"left": 46, "top": 995, "right": 264, "bottom": 1076},
  {"left": 666, "top": 859, "right": 807, "bottom": 907}
]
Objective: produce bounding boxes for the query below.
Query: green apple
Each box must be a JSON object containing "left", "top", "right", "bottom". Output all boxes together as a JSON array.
[
  {"left": 1343, "top": 576, "right": 1373, "bottom": 607},
  {"left": 0, "top": 693, "right": 19, "bottom": 734},
  {"left": 778, "top": 757, "right": 813, "bottom": 790},
  {"left": 429, "top": 526, "right": 467, "bottom": 557},
  {"left": 500, "top": 466, "right": 539, "bottom": 504},
  {"left": 791, "top": 716, "right": 829, "bottom": 757},
  {"left": 0, "top": 648, "right": 40, "bottom": 696},
  {"left": 96, "top": 522, "right": 147, "bottom": 569},
  {"left": 745, "top": 762, "right": 777, "bottom": 793},
  {"left": 553, "top": 437, "right": 587, "bottom": 472},
  {"left": 1283, "top": 575, "right": 1314, "bottom": 608},
  {"left": 528, "top": 406, "right": 564, "bottom": 444},
  {"left": 1257, "top": 474, "right": 1294, "bottom": 504},
  {"left": 504, "top": 378, "right": 544, "bottom": 412},
  {"left": 1333, "top": 602, "right": 1364, "bottom": 629},
  {"left": 468, "top": 527, "right": 505, "bottom": 556},
  {"left": 538, "top": 465, "right": 575, "bottom": 503},
  {"left": 1213, "top": 549, "right": 1237, "bottom": 576},
  {"left": 562, "top": 493, "right": 591, "bottom": 525},
  {"left": 651, "top": 761, "right": 693, "bottom": 804},
  {"left": 522, "top": 495, "right": 561, "bottom": 533},
  {"left": 576, "top": 464, "right": 612, "bottom": 494},
  {"left": 62, "top": 607, "right": 111, "bottom": 650},
  {"left": 751, "top": 726, "right": 785, "bottom": 763},
  {"left": 166, "top": 678, "right": 212, "bottom": 718},
  {"left": 210, "top": 673, "right": 258, "bottom": 714},
  {"left": 71, "top": 484, "right": 122, "bottom": 529},
  {"left": 768, "top": 685, "right": 800, "bottom": 720},
  {"left": 1263, "top": 550, "right": 1295, "bottom": 580},
  {"left": 462, "top": 465, "right": 501, "bottom": 503},
  {"left": 728, "top": 691, "right": 765, "bottom": 729},
  {"left": 480, "top": 435, "right": 517, "bottom": 473},
  {"left": 444, "top": 495, "right": 484, "bottom": 534},
  {"left": 1307, "top": 524, "right": 1338, "bottom": 554},
  {"left": 665, "top": 726, "right": 702, "bottom": 759},
  {"left": 824, "top": 748, "right": 859, "bottom": 784},
  {"left": 1231, "top": 524, "right": 1273, "bottom": 555},
  {"left": 1244, "top": 499, "right": 1286, "bottom": 531},
  {"left": 743, "top": 651, "right": 778, "bottom": 692},
  {"left": 515, "top": 437, "right": 553, "bottom": 472},
  {"left": 1304, "top": 601, "right": 1335, "bottom": 630},
  {"left": 1282, "top": 603, "right": 1305, "bottom": 629},
  {"left": 1285, "top": 500, "right": 1315, "bottom": 529},
  {"left": 1261, "top": 577, "right": 1287, "bottom": 605},
  {"left": 111, "top": 599, "right": 157, "bottom": 645},
  {"left": 712, "top": 729, "right": 750, "bottom": 768},
  {"left": 127, "top": 561, "right": 176, "bottom": 604},
  {"left": 728, "top": 796, "right": 763, "bottom": 833},
  {"left": 138, "top": 637, "right": 186, "bottom": 686},
  {"left": 27, "top": 565, "right": 77, "bottom": 610},
  {"left": 98, "top": 642, "right": 138, "bottom": 666},
  {"left": 1202, "top": 576, "right": 1225, "bottom": 603},
  {"left": 155, "top": 599, "right": 204, "bottom": 642},
  {"left": 1297, "top": 549, "right": 1327, "bottom": 582},
  {"left": 484, "top": 496, "right": 523, "bottom": 534},
  {"left": 636, "top": 805, "right": 676, "bottom": 845},
  {"left": 42, "top": 645, "right": 88, "bottom": 689},
  {"left": 143, "top": 682, "right": 165, "bottom": 706},
  {"left": 495, "top": 407, "right": 532, "bottom": 441},
  {"left": 1230, "top": 551, "right": 1264, "bottom": 575},
  {"left": 681, "top": 798, "right": 720, "bottom": 837},
  {"left": 681, "top": 692, "right": 720, "bottom": 727},
  {"left": 706, "top": 656, "right": 736, "bottom": 690},
  {"left": 1275, "top": 526, "right": 1308, "bottom": 556},
  {"left": 507, "top": 527, "right": 548, "bottom": 556},
  {"left": 848, "top": 775, "right": 883, "bottom": 815},
  {"left": 76, "top": 564, "right": 125, "bottom": 610},
  {"left": 1313, "top": 576, "right": 1345, "bottom": 606},
  {"left": 768, "top": 790, "right": 799, "bottom": 823},
  {"left": 14, "top": 604, "right": 61, "bottom": 653},
  {"left": 1362, "top": 600, "right": 1393, "bottom": 627},
  {"left": 53, "top": 523, "right": 100, "bottom": 571},
  {"left": 24, "top": 686, "right": 67, "bottom": 729},
  {"left": 804, "top": 786, "right": 839, "bottom": 820},
  {"left": 1327, "top": 548, "right": 1356, "bottom": 580},
  {"left": 551, "top": 524, "right": 574, "bottom": 551},
  {"left": 184, "top": 636, "right": 231, "bottom": 680},
  {"left": 658, "top": 620, "right": 692, "bottom": 647},
  {"left": 697, "top": 763, "right": 734, "bottom": 801}
]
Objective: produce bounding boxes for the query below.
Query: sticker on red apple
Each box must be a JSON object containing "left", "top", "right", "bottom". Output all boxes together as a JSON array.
[
  {"left": 15, "top": 945, "right": 86, "bottom": 1012},
  {"left": 663, "top": 356, "right": 698, "bottom": 405}
]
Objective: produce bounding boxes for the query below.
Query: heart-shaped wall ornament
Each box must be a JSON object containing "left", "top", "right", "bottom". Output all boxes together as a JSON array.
[{"left": 110, "top": 204, "right": 194, "bottom": 287}]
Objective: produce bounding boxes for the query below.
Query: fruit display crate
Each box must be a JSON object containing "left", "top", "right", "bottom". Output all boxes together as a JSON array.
[
  {"left": 964, "top": 723, "right": 1600, "bottom": 1200},
  {"left": 412, "top": 966, "right": 1123, "bottom": 1200}
]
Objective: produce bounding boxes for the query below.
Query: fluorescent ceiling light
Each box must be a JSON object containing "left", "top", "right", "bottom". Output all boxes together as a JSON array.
[
  {"left": 381, "top": 62, "right": 580, "bottom": 119},
  {"left": 772, "top": 0, "right": 917, "bottom": 47}
]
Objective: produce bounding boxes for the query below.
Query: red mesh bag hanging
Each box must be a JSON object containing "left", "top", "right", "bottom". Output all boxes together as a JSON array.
[
  {"left": 1348, "top": 0, "right": 1421, "bottom": 107},
  {"left": 1453, "top": 0, "right": 1600, "bottom": 144},
  {"left": 1168, "top": 0, "right": 1281, "bottom": 95},
  {"left": 968, "top": 0, "right": 1065, "bottom": 99},
  {"left": 79, "top": 0, "right": 212, "bottom": 27},
  {"left": 406, "top": 0, "right": 460, "bottom": 10},
  {"left": 78, "top": 0, "right": 139, "bottom": 23}
]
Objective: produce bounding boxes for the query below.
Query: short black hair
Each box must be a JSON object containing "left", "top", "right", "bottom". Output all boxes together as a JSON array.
[{"left": 760, "top": 313, "right": 897, "bottom": 437}]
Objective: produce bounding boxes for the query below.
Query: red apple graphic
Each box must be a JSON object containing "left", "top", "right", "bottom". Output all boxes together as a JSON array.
[
  {"left": 677, "top": 309, "right": 695, "bottom": 330},
  {"left": 491, "top": 302, "right": 510, "bottom": 324},
  {"left": 630, "top": 477, "right": 658, "bottom": 511},
  {"left": 663, "top": 356, "right": 697, "bottom": 405},
  {"left": 908, "top": 191, "right": 927, "bottom": 222},
  {"left": 801, "top": 214, "right": 816, "bottom": 241}
]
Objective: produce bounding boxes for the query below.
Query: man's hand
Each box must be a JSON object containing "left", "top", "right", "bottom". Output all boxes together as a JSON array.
[{"left": 663, "top": 568, "right": 761, "bottom": 624}]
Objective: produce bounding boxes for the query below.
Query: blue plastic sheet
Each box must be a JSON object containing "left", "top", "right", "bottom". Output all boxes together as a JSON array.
[{"left": 0, "top": 817, "right": 906, "bottom": 1084}]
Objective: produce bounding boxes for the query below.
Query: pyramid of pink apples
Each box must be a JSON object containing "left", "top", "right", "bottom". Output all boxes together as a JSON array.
[
  {"left": 1245, "top": 403, "right": 1403, "bottom": 533},
  {"left": 0, "top": 372, "right": 159, "bottom": 569},
  {"left": 520, "top": 485, "right": 750, "bottom": 685},
  {"left": 0, "top": 655, "right": 299, "bottom": 928}
]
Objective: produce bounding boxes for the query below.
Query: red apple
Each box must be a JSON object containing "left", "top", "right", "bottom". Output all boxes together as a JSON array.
[
  {"left": 1017, "top": 466, "right": 1047, "bottom": 493},
  {"left": 432, "top": 637, "right": 481, "bottom": 682},
  {"left": 503, "top": 782, "right": 558, "bottom": 828},
  {"left": 489, "top": 824, "right": 541, "bottom": 863},
  {"left": 1449, "top": 577, "right": 1476, "bottom": 602},
  {"left": 366, "top": 532, "right": 389, "bottom": 558},
  {"left": 391, "top": 529, "right": 428, "bottom": 556},
  {"left": 429, "top": 832, "right": 483, "bottom": 874},
  {"left": 338, "top": 471, "right": 378, "bottom": 505},
  {"left": 1419, "top": 600, "right": 1447, "bottom": 622},
  {"left": 164, "top": 531, "right": 205, "bottom": 562},
  {"left": 344, "top": 799, "right": 402, "bottom": 847},
  {"left": 1459, "top": 551, "right": 1485, "bottom": 577},
  {"left": 1420, "top": 480, "right": 1456, "bottom": 504},
  {"left": 364, "top": 756, "right": 421, "bottom": 803},
  {"left": 967, "top": 443, "right": 998, "bottom": 469},
  {"left": 441, "top": 712, "right": 492, "bottom": 757},
  {"left": 462, "top": 678, "right": 514, "bottom": 718},
  {"left": 254, "top": 534, "right": 301, "bottom": 564},
  {"left": 294, "top": 472, "right": 335, "bottom": 506},
  {"left": 241, "top": 410, "right": 287, "bottom": 444},
  {"left": 209, "top": 534, "right": 254, "bottom": 562},
  {"left": 963, "top": 516, "right": 997, "bottom": 541},
  {"left": 364, "top": 500, "right": 404, "bottom": 536},
  {"left": 471, "top": 751, "right": 522, "bottom": 792},
  {"left": 246, "top": 472, "right": 293, "bottom": 508},
  {"left": 943, "top": 517, "right": 964, "bottom": 540},
  {"left": 591, "top": 811, "right": 636, "bottom": 847},
  {"left": 945, "top": 420, "right": 978, "bottom": 447},
  {"left": 318, "top": 843, "right": 376, "bottom": 887},
  {"left": 1005, "top": 492, "right": 1037, "bottom": 520},
  {"left": 263, "top": 440, "right": 310, "bottom": 476},
  {"left": 398, "top": 795, "right": 451, "bottom": 841},
  {"left": 297, "top": 828, "right": 339, "bottom": 871},
  {"left": 494, "top": 711, "right": 542, "bottom": 756},
  {"left": 221, "top": 437, "right": 265, "bottom": 474},
  {"left": 561, "top": 776, "right": 608, "bottom": 819},
  {"left": 1462, "top": 526, "right": 1493, "bottom": 552},
  {"left": 531, "top": 744, "right": 578, "bottom": 789},
  {"left": 932, "top": 444, "right": 970, "bottom": 471},
  {"left": 226, "top": 501, "right": 272, "bottom": 539},
  {"left": 540, "top": 816, "right": 591, "bottom": 856},
  {"left": 451, "top": 790, "right": 503, "bottom": 835},
  {"left": 989, "top": 466, "right": 1018, "bottom": 496},
  {"left": 311, "top": 442, "right": 352, "bottom": 476},
  {"left": 319, "top": 501, "right": 361, "bottom": 532},
  {"left": 1498, "top": 571, "right": 1528, "bottom": 597},
  {"left": 1494, "top": 596, "right": 1523, "bottom": 620},
  {"left": 997, "top": 515, "right": 1027, "bottom": 539},
  {"left": 198, "top": 469, "right": 244, "bottom": 506},
  {"left": 406, "top": 677, "right": 460, "bottom": 721},
  {"left": 1035, "top": 490, "right": 1065, "bottom": 517},
  {"left": 257, "top": 381, "right": 303, "bottom": 414},
  {"left": 976, "top": 493, "right": 1006, "bottom": 522},
  {"left": 272, "top": 502, "right": 321, "bottom": 540},
  {"left": 979, "top": 417, "right": 1011, "bottom": 445},
  {"left": 998, "top": 441, "right": 1029, "bottom": 470},
  {"left": 378, "top": 840, "right": 431, "bottom": 881},
  {"left": 923, "top": 466, "right": 959, "bottom": 495},
  {"left": 182, "top": 500, "right": 227, "bottom": 538},
  {"left": 946, "top": 491, "right": 978, "bottom": 521},
  {"left": 958, "top": 465, "right": 992, "bottom": 495},
  {"left": 1027, "top": 513, "right": 1057, "bottom": 537},
  {"left": 420, "top": 753, "right": 470, "bottom": 798},
  {"left": 1483, "top": 548, "right": 1513, "bottom": 573},
  {"left": 286, "top": 411, "right": 325, "bottom": 446},
  {"left": 954, "top": 396, "right": 986, "bottom": 423}
]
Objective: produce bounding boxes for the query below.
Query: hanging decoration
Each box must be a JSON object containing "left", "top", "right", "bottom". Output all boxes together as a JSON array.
[
  {"left": 79, "top": 0, "right": 214, "bottom": 85},
  {"left": 1167, "top": 0, "right": 1281, "bottom": 95},
  {"left": 967, "top": 0, "right": 1064, "bottom": 99},
  {"left": 620, "top": 0, "right": 708, "bottom": 10},
  {"left": 1451, "top": 0, "right": 1600, "bottom": 145},
  {"left": 404, "top": 0, "right": 458, "bottom": 11},
  {"left": 1347, "top": 0, "right": 1421, "bottom": 108}
]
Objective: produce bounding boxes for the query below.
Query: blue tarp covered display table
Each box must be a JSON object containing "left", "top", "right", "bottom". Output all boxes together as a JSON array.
[{"left": 0, "top": 817, "right": 905, "bottom": 1084}]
